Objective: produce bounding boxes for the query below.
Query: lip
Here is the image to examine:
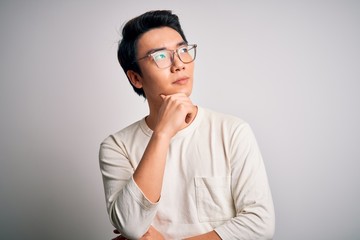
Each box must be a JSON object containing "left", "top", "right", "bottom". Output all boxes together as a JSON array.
[{"left": 173, "top": 76, "right": 190, "bottom": 85}]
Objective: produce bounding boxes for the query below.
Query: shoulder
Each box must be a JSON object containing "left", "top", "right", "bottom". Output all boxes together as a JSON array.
[
  {"left": 198, "top": 107, "right": 256, "bottom": 143},
  {"left": 200, "top": 107, "right": 249, "bottom": 129},
  {"left": 100, "top": 118, "right": 145, "bottom": 147}
]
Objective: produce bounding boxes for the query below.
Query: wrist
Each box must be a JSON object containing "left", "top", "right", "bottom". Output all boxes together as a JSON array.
[{"left": 151, "top": 129, "right": 173, "bottom": 142}]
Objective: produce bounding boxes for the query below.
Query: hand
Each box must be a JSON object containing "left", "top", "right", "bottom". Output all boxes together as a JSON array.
[{"left": 155, "top": 93, "right": 197, "bottom": 138}]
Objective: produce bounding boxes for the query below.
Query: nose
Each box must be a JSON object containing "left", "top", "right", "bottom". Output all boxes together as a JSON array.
[{"left": 170, "top": 51, "right": 185, "bottom": 72}]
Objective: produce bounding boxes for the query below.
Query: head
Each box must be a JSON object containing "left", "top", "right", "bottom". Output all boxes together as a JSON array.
[{"left": 117, "top": 10, "right": 188, "bottom": 98}]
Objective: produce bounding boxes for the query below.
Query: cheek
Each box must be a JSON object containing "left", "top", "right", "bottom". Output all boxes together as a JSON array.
[
  {"left": 146, "top": 71, "right": 168, "bottom": 84},
  {"left": 142, "top": 71, "right": 170, "bottom": 92},
  {"left": 141, "top": 62, "right": 166, "bottom": 78},
  {"left": 186, "top": 62, "right": 195, "bottom": 73}
]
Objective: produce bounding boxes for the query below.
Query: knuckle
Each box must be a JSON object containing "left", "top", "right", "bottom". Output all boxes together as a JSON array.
[{"left": 176, "top": 102, "right": 185, "bottom": 110}]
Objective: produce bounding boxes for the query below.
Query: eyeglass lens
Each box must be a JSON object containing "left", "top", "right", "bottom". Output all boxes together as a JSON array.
[{"left": 152, "top": 45, "right": 196, "bottom": 69}]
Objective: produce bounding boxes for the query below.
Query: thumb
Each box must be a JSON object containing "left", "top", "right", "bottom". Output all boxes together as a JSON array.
[{"left": 160, "top": 94, "right": 166, "bottom": 100}]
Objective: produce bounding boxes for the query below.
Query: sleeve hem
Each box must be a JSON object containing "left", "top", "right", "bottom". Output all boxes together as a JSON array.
[
  {"left": 126, "top": 176, "right": 159, "bottom": 210},
  {"left": 214, "top": 227, "right": 228, "bottom": 240}
]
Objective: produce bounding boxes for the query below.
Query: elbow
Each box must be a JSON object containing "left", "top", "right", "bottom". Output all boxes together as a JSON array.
[
  {"left": 109, "top": 203, "right": 148, "bottom": 239},
  {"left": 258, "top": 208, "right": 276, "bottom": 239},
  {"left": 245, "top": 213, "right": 275, "bottom": 240},
  {"left": 245, "top": 203, "right": 275, "bottom": 239},
  {"left": 111, "top": 222, "right": 145, "bottom": 239},
  {"left": 115, "top": 227, "right": 146, "bottom": 240},
  {"left": 106, "top": 181, "right": 159, "bottom": 239},
  {"left": 261, "top": 219, "right": 275, "bottom": 240}
]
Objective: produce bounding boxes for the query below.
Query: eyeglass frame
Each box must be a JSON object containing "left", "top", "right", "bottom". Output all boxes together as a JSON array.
[{"left": 134, "top": 44, "right": 197, "bottom": 69}]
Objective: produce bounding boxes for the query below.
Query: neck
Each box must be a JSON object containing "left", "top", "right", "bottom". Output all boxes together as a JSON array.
[{"left": 145, "top": 98, "right": 163, "bottom": 130}]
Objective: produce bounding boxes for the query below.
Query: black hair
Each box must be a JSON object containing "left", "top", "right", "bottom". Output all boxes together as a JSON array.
[{"left": 117, "top": 10, "right": 188, "bottom": 98}]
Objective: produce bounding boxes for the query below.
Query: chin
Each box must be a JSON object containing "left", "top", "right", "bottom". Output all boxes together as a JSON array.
[{"left": 176, "top": 89, "right": 192, "bottom": 97}]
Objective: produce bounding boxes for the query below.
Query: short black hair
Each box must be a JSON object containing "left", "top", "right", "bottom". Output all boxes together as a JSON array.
[{"left": 117, "top": 10, "right": 188, "bottom": 98}]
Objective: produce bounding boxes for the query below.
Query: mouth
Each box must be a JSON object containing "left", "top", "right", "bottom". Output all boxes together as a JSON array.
[{"left": 173, "top": 76, "right": 190, "bottom": 85}]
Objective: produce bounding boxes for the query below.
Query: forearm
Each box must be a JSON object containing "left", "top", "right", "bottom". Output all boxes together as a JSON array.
[
  {"left": 100, "top": 132, "right": 170, "bottom": 238},
  {"left": 133, "top": 131, "right": 171, "bottom": 203},
  {"left": 133, "top": 94, "right": 196, "bottom": 203}
]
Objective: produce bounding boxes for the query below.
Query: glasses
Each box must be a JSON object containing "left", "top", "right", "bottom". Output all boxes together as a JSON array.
[{"left": 136, "top": 44, "right": 197, "bottom": 69}]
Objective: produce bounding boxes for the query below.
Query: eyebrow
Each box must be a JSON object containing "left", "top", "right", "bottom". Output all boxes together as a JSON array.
[{"left": 145, "top": 41, "right": 187, "bottom": 56}]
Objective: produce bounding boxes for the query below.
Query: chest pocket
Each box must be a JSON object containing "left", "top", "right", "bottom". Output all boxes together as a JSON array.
[{"left": 194, "top": 176, "right": 235, "bottom": 222}]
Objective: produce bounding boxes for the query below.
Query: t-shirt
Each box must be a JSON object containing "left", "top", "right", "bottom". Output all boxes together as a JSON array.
[{"left": 99, "top": 107, "right": 275, "bottom": 239}]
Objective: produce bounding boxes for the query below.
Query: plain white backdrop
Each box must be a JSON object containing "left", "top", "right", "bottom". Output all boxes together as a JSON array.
[{"left": 1, "top": 1, "right": 359, "bottom": 239}]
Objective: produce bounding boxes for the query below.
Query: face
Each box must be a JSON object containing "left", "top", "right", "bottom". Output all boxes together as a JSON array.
[{"left": 128, "top": 27, "right": 195, "bottom": 103}]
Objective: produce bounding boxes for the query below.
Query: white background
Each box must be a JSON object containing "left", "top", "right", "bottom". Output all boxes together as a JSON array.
[{"left": 1, "top": 1, "right": 359, "bottom": 239}]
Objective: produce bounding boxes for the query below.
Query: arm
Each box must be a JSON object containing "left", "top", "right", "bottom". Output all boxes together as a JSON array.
[
  {"left": 133, "top": 93, "right": 197, "bottom": 203},
  {"left": 100, "top": 137, "right": 157, "bottom": 239},
  {"left": 214, "top": 123, "right": 275, "bottom": 239},
  {"left": 100, "top": 93, "right": 197, "bottom": 238},
  {"left": 132, "top": 129, "right": 171, "bottom": 203}
]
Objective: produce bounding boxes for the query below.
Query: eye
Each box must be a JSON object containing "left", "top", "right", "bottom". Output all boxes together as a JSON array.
[
  {"left": 153, "top": 51, "right": 168, "bottom": 61},
  {"left": 179, "top": 46, "right": 189, "bottom": 54}
]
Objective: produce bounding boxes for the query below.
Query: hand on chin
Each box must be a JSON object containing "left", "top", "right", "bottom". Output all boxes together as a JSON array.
[{"left": 162, "top": 89, "right": 192, "bottom": 98}]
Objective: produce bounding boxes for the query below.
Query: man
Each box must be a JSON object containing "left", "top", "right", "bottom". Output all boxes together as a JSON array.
[{"left": 99, "top": 10, "right": 275, "bottom": 239}]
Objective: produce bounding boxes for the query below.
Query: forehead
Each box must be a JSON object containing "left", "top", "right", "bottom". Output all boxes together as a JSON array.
[{"left": 137, "top": 27, "right": 184, "bottom": 55}]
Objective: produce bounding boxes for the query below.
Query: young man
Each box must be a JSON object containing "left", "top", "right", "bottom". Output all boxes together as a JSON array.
[{"left": 99, "top": 10, "right": 275, "bottom": 239}]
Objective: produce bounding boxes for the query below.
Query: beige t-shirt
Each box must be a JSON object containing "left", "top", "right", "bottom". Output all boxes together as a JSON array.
[{"left": 99, "top": 107, "right": 275, "bottom": 239}]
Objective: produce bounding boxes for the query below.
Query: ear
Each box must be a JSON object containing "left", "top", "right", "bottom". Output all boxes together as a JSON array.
[{"left": 126, "top": 70, "right": 143, "bottom": 89}]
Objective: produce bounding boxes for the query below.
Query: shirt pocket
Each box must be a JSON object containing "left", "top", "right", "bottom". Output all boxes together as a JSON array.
[{"left": 194, "top": 176, "right": 235, "bottom": 222}]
